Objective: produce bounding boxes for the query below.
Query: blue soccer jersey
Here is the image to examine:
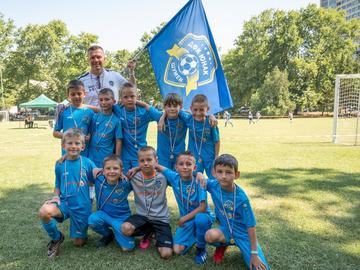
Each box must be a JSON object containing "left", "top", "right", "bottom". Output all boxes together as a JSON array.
[
  {"left": 54, "top": 106, "right": 94, "bottom": 156},
  {"left": 88, "top": 112, "right": 123, "bottom": 167},
  {"left": 55, "top": 156, "right": 96, "bottom": 211},
  {"left": 149, "top": 107, "right": 187, "bottom": 169},
  {"left": 162, "top": 169, "right": 212, "bottom": 217},
  {"left": 113, "top": 104, "right": 157, "bottom": 161},
  {"left": 94, "top": 174, "right": 132, "bottom": 219},
  {"left": 206, "top": 179, "right": 256, "bottom": 237}
]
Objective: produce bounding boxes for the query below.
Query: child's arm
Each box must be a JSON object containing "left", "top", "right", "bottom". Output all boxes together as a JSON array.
[
  {"left": 214, "top": 141, "right": 220, "bottom": 158},
  {"left": 248, "top": 227, "right": 267, "bottom": 270},
  {"left": 208, "top": 114, "right": 218, "bottom": 127},
  {"left": 115, "top": 139, "right": 122, "bottom": 156},
  {"left": 136, "top": 100, "right": 150, "bottom": 110},
  {"left": 126, "top": 167, "right": 141, "bottom": 179},
  {"left": 53, "top": 131, "right": 63, "bottom": 139},
  {"left": 85, "top": 104, "right": 101, "bottom": 113},
  {"left": 178, "top": 201, "right": 207, "bottom": 227}
]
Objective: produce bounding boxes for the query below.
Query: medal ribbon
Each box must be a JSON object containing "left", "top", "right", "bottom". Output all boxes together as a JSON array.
[
  {"left": 97, "top": 178, "right": 121, "bottom": 210},
  {"left": 192, "top": 118, "right": 206, "bottom": 161},
  {"left": 123, "top": 106, "right": 138, "bottom": 147},
  {"left": 219, "top": 184, "right": 237, "bottom": 241},
  {"left": 141, "top": 173, "right": 157, "bottom": 214},
  {"left": 167, "top": 118, "right": 179, "bottom": 158},
  {"left": 95, "top": 113, "right": 114, "bottom": 146},
  {"left": 64, "top": 156, "right": 83, "bottom": 198},
  {"left": 179, "top": 177, "right": 195, "bottom": 214}
]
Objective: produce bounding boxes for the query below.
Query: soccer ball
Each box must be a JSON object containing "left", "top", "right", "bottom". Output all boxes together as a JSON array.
[{"left": 178, "top": 54, "right": 198, "bottom": 76}]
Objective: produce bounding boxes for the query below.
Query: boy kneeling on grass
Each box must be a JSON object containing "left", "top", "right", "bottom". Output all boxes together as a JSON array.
[
  {"left": 38, "top": 128, "right": 96, "bottom": 259},
  {"left": 204, "top": 154, "right": 269, "bottom": 269}
]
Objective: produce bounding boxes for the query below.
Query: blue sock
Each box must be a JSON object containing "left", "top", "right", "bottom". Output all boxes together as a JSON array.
[
  {"left": 195, "top": 213, "right": 212, "bottom": 249},
  {"left": 42, "top": 219, "right": 61, "bottom": 241}
]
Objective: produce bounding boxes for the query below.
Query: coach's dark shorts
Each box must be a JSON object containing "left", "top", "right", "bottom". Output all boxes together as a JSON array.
[{"left": 125, "top": 214, "right": 173, "bottom": 248}]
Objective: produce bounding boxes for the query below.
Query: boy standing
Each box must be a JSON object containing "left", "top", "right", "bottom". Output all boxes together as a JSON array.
[
  {"left": 88, "top": 155, "right": 134, "bottom": 250},
  {"left": 88, "top": 88, "right": 123, "bottom": 167},
  {"left": 204, "top": 154, "right": 269, "bottom": 269},
  {"left": 156, "top": 151, "right": 214, "bottom": 264},
  {"left": 53, "top": 80, "right": 94, "bottom": 156},
  {"left": 38, "top": 128, "right": 96, "bottom": 258},
  {"left": 121, "top": 146, "right": 173, "bottom": 259},
  {"left": 180, "top": 94, "right": 220, "bottom": 178},
  {"left": 113, "top": 83, "right": 158, "bottom": 173}
]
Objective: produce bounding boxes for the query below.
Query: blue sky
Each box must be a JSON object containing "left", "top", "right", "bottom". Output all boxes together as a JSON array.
[{"left": 1, "top": 0, "right": 318, "bottom": 53}]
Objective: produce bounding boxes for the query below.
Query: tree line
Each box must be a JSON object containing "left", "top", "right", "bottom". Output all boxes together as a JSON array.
[{"left": 0, "top": 4, "right": 359, "bottom": 115}]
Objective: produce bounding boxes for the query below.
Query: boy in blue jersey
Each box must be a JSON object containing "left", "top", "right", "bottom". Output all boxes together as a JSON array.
[
  {"left": 88, "top": 155, "right": 134, "bottom": 250},
  {"left": 136, "top": 93, "right": 187, "bottom": 170},
  {"left": 38, "top": 128, "right": 96, "bottom": 259},
  {"left": 53, "top": 80, "right": 94, "bottom": 156},
  {"left": 155, "top": 151, "right": 214, "bottom": 264},
  {"left": 88, "top": 88, "right": 123, "bottom": 167},
  {"left": 204, "top": 154, "right": 269, "bottom": 269},
  {"left": 113, "top": 83, "right": 158, "bottom": 173},
  {"left": 178, "top": 94, "right": 220, "bottom": 177}
]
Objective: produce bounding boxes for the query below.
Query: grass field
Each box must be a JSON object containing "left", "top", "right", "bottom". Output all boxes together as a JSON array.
[{"left": 0, "top": 118, "right": 359, "bottom": 270}]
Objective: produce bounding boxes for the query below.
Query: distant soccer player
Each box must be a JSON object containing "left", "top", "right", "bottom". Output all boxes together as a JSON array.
[{"left": 224, "top": 110, "right": 233, "bottom": 127}]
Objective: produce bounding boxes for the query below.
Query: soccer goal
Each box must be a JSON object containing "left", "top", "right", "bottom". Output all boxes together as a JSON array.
[{"left": 332, "top": 74, "right": 360, "bottom": 145}]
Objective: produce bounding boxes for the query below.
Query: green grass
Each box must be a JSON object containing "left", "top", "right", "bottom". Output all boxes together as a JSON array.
[{"left": 0, "top": 118, "right": 359, "bottom": 269}]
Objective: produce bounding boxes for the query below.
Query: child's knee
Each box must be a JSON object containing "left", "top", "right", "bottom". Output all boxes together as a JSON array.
[
  {"left": 205, "top": 229, "right": 218, "bottom": 243},
  {"left": 173, "top": 244, "right": 185, "bottom": 255},
  {"left": 73, "top": 238, "right": 86, "bottom": 247},
  {"left": 88, "top": 214, "right": 101, "bottom": 227},
  {"left": 38, "top": 205, "right": 52, "bottom": 220},
  {"left": 121, "top": 222, "right": 134, "bottom": 236},
  {"left": 158, "top": 247, "right": 172, "bottom": 259}
]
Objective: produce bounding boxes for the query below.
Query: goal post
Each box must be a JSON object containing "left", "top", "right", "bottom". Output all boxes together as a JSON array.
[{"left": 332, "top": 74, "right": 360, "bottom": 145}]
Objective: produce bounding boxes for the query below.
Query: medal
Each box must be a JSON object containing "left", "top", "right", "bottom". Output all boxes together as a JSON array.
[
  {"left": 219, "top": 185, "right": 237, "bottom": 244},
  {"left": 179, "top": 177, "right": 196, "bottom": 214},
  {"left": 192, "top": 118, "right": 206, "bottom": 164},
  {"left": 170, "top": 154, "right": 174, "bottom": 160},
  {"left": 134, "top": 143, "right": 138, "bottom": 149}
]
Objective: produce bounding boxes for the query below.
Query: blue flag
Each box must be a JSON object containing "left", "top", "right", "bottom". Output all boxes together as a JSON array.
[{"left": 146, "top": 0, "right": 233, "bottom": 114}]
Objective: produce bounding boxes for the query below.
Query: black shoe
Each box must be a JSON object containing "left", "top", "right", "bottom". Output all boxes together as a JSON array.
[
  {"left": 47, "top": 232, "right": 65, "bottom": 259},
  {"left": 96, "top": 232, "right": 114, "bottom": 248}
]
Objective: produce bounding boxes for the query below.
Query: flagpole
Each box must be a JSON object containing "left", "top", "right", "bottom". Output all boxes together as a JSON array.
[{"left": 121, "top": 45, "right": 147, "bottom": 75}]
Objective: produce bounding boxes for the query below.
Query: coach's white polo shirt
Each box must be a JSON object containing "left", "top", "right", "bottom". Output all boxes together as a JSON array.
[{"left": 78, "top": 69, "right": 127, "bottom": 106}]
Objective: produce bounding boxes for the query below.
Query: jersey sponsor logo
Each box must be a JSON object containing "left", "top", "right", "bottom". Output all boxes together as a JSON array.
[{"left": 164, "top": 33, "right": 218, "bottom": 96}]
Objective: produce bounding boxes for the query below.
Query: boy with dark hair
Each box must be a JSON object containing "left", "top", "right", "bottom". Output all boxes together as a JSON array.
[
  {"left": 38, "top": 128, "right": 96, "bottom": 259},
  {"left": 204, "top": 154, "right": 269, "bottom": 269},
  {"left": 88, "top": 88, "right": 122, "bottom": 167},
  {"left": 155, "top": 151, "right": 214, "bottom": 264},
  {"left": 121, "top": 146, "right": 173, "bottom": 259},
  {"left": 53, "top": 80, "right": 94, "bottom": 156}
]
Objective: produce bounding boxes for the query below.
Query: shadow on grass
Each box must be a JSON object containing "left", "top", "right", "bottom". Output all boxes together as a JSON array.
[{"left": 242, "top": 168, "right": 360, "bottom": 269}]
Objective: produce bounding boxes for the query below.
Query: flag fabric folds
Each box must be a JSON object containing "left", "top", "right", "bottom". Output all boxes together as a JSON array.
[{"left": 146, "top": 0, "right": 233, "bottom": 114}]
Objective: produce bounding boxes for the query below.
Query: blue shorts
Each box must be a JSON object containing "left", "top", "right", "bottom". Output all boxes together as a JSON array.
[
  {"left": 54, "top": 202, "right": 91, "bottom": 239},
  {"left": 214, "top": 226, "right": 270, "bottom": 270},
  {"left": 88, "top": 210, "right": 135, "bottom": 249},
  {"left": 174, "top": 213, "right": 213, "bottom": 248},
  {"left": 196, "top": 159, "right": 215, "bottom": 178}
]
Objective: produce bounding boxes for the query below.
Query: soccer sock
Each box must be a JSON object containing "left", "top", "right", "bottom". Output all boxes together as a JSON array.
[
  {"left": 195, "top": 213, "right": 211, "bottom": 249},
  {"left": 42, "top": 219, "right": 61, "bottom": 241}
]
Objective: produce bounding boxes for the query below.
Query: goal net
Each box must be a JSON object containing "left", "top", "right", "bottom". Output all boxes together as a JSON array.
[
  {"left": 332, "top": 74, "right": 360, "bottom": 145},
  {"left": 0, "top": 110, "right": 9, "bottom": 122}
]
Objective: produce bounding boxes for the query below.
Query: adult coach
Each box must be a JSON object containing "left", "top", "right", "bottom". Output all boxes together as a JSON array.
[{"left": 78, "top": 45, "right": 136, "bottom": 106}]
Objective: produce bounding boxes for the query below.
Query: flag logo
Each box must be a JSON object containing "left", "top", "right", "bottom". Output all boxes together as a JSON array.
[{"left": 165, "top": 34, "right": 217, "bottom": 96}]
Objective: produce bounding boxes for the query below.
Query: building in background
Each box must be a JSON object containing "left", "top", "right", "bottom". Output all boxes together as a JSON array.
[{"left": 320, "top": 0, "right": 360, "bottom": 20}]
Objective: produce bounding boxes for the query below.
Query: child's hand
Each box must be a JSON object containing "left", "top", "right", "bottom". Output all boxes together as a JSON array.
[
  {"left": 158, "top": 113, "right": 166, "bottom": 132},
  {"left": 85, "top": 135, "right": 90, "bottom": 142},
  {"left": 121, "top": 173, "right": 129, "bottom": 181},
  {"left": 127, "top": 60, "right": 136, "bottom": 71},
  {"left": 178, "top": 217, "right": 186, "bottom": 227},
  {"left": 250, "top": 254, "right": 267, "bottom": 270},
  {"left": 126, "top": 167, "right": 140, "bottom": 179},
  {"left": 196, "top": 172, "right": 207, "bottom": 188},
  {"left": 209, "top": 115, "right": 218, "bottom": 127},
  {"left": 136, "top": 100, "right": 147, "bottom": 107},
  {"left": 56, "top": 154, "right": 67, "bottom": 164}
]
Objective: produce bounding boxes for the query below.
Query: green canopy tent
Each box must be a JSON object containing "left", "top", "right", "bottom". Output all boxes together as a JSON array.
[{"left": 19, "top": 94, "right": 58, "bottom": 108}]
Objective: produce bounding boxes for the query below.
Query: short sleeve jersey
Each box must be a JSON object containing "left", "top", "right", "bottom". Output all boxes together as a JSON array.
[
  {"left": 206, "top": 179, "right": 256, "bottom": 237},
  {"left": 54, "top": 106, "right": 94, "bottom": 136},
  {"left": 78, "top": 69, "right": 127, "bottom": 106},
  {"left": 55, "top": 156, "right": 96, "bottom": 211},
  {"left": 162, "top": 169, "right": 212, "bottom": 218},
  {"left": 180, "top": 111, "right": 220, "bottom": 162},
  {"left": 130, "top": 171, "right": 170, "bottom": 223},
  {"left": 94, "top": 174, "right": 132, "bottom": 218},
  {"left": 113, "top": 105, "right": 157, "bottom": 161},
  {"left": 149, "top": 107, "right": 187, "bottom": 162},
  {"left": 88, "top": 112, "right": 122, "bottom": 166}
]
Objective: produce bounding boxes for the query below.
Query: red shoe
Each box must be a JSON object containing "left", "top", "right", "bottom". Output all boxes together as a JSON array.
[
  {"left": 139, "top": 236, "right": 151, "bottom": 250},
  {"left": 213, "top": 246, "right": 228, "bottom": 264}
]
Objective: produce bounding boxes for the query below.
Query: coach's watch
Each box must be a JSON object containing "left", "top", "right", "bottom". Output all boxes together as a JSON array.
[{"left": 250, "top": 250, "right": 258, "bottom": 255}]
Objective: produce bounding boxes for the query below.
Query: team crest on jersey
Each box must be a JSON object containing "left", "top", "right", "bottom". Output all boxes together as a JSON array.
[
  {"left": 154, "top": 179, "right": 162, "bottom": 191},
  {"left": 109, "top": 80, "right": 114, "bottom": 86},
  {"left": 115, "top": 187, "right": 124, "bottom": 194},
  {"left": 186, "top": 185, "right": 196, "bottom": 195},
  {"left": 223, "top": 200, "right": 234, "bottom": 212},
  {"left": 164, "top": 34, "right": 218, "bottom": 96},
  {"left": 79, "top": 180, "right": 85, "bottom": 187}
]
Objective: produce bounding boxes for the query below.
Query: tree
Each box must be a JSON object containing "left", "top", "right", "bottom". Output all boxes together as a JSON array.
[
  {"left": 223, "top": 5, "right": 360, "bottom": 113},
  {"left": 251, "top": 67, "right": 294, "bottom": 115}
]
